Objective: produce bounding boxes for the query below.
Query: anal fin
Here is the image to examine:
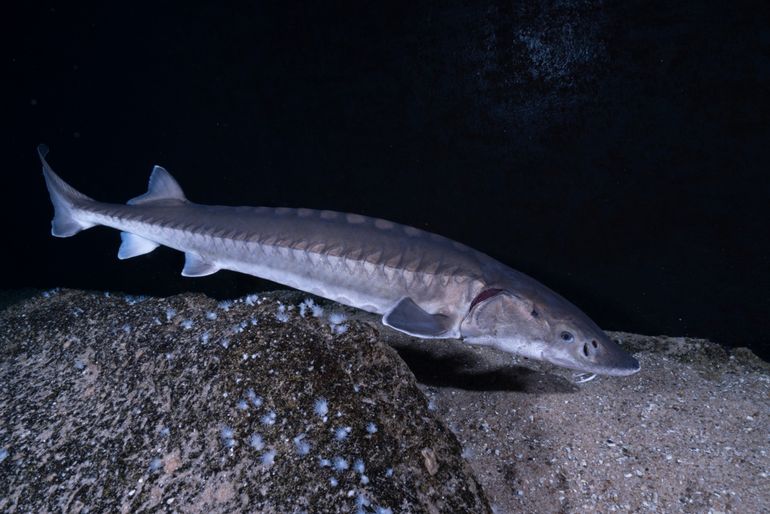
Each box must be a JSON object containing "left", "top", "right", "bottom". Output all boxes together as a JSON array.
[
  {"left": 118, "top": 232, "right": 159, "bottom": 260},
  {"left": 382, "top": 297, "right": 456, "bottom": 338},
  {"left": 182, "top": 252, "right": 220, "bottom": 277}
]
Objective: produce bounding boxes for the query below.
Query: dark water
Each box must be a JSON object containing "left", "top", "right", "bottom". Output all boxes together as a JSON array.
[{"left": 6, "top": 1, "right": 769, "bottom": 360}]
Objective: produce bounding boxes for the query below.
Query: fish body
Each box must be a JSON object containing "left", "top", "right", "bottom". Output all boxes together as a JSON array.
[{"left": 39, "top": 145, "right": 640, "bottom": 376}]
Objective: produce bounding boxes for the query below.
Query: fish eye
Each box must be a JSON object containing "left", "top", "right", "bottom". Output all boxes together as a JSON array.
[
  {"left": 530, "top": 309, "right": 539, "bottom": 318},
  {"left": 560, "top": 331, "right": 574, "bottom": 343}
]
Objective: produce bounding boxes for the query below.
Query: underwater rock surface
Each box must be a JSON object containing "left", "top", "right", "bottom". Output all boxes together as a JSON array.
[
  {"left": 2, "top": 288, "right": 768, "bottom": 513},
  {"left": 0, "top": 289, "right": 489, "bottom": 513}
]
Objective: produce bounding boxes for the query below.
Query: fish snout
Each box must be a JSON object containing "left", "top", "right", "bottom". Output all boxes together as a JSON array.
[{"left": 583, "top": 336, "right": 640, "bottom": 376}]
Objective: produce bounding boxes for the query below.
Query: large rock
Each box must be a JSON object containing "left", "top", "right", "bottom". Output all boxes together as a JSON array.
[
  {"left": 4, "top": 288, "right": 768, "bottom": 513},
  {"left": 0, "top": 289, "right": 489, "bottom": 513}
]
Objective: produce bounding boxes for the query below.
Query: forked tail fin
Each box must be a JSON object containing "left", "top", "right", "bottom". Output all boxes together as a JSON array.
[{"left": 38, "top": 144, "right": 95, "bottom": 237}]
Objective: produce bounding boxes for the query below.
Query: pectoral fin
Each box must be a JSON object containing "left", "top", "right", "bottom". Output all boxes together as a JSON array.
[{"left": 383, "top": 297, "right": 456, "bottom": 338}]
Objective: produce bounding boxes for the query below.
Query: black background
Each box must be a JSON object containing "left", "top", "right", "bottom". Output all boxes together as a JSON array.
[{"left": 5, "top": 1, "right": 769, "bottom": 359}]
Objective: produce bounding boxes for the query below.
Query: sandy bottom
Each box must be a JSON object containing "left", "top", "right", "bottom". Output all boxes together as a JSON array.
[{"left": 387, "top": 331, "right": 770, "bottom": 513}]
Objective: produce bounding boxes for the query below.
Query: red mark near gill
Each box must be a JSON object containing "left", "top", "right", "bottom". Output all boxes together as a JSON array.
[{"left": 469, "top": 288, "right": 504, "bottom": 309}]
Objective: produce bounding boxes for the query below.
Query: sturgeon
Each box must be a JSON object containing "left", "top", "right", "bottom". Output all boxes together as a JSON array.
[{"left": 39, "top": 145, "right": 640, "bottom": 377}]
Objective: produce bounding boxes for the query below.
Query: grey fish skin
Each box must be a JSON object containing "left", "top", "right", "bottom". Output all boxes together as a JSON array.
[{"left": 39, "top": 145, "right": 640, "bottom": 377}]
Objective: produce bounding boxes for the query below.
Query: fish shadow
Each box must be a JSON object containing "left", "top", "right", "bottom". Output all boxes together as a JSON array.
[{"left": 393, "top": 345, "right": 579, "bottom": 394}]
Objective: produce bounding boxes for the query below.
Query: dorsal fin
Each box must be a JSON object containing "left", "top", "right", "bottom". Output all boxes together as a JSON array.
[{"left": 127, "top": 166, "right": 187, "bottom": 205}]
